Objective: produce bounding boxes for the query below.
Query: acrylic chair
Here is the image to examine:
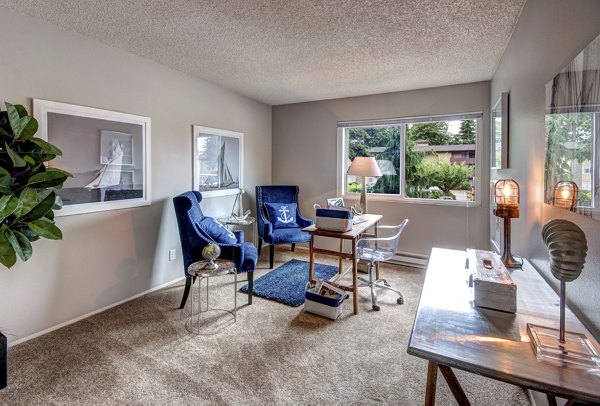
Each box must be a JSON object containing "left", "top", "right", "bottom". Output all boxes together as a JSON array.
[
  {"left": 356, "top": 219, "right": 409, "bottom": 311},
  {"left": 255, "top": 185, "right": 314, "bottom": 268},
  {"left": 173, "top": 191, "right": 257, "bottom": 309}
]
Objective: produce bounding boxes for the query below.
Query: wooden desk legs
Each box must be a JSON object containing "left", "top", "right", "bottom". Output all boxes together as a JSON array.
[
  {"left": 425, "top": 362, "right": 471, "bottom": 406},
  {"left": 338, "top": 239, "right": 343, "bottom": 274},
  {"left": 352, "top": 239, "right": 358, "bottom": 315},
  {"left": 425, "top": 361, "right": 438, "bottom": 406},
  {"left": 309, "top": 235, "right": 315, "bottom": 282}
]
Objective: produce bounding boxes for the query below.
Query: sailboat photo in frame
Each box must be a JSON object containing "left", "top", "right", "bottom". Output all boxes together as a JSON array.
[{"left": 193, "top": 125, "right": 243, "bottom": 197}]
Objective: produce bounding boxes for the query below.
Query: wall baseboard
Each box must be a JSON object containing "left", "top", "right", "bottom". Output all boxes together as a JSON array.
[
  {"left": 8, "top": 276, "right": 185, "bottom": 348},
  {"left": 389, "top": 250, "right": 429, "bottom": 269}
]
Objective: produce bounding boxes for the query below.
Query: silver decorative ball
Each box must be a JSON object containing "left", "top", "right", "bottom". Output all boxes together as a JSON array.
[
  {"left": 541, "top": 219, "right": 587, "bottom": 282},
  {"left": 202, "top": 242, "right": 221, "bottom": 269}
]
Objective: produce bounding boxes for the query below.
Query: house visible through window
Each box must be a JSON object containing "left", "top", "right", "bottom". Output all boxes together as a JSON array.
[{"left": 339, "top": 113, "right": 482, "bottom": 204}]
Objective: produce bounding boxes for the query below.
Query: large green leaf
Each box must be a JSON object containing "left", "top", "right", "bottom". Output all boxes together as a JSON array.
[
  {"left": 0, "top": 174, "right": 12, "bottom": 194},
  {"left": 14, "top": 187, "right": 37, "bottom": 218},
  {"left": 23, "top": 190, "right": 55, "bottom": 221},
  {"left": 5, "top": 142, "right": 27, "bottom": 167},
  {"left": 4, "top": 227, "right": 33, "bottom": 262},
  {"left": 0, "top": 195, "right": 19, "bottom": 219},
  {"left": 27, "top": 168, "right": 71, "bottom": 188},
  {"left": 29, "top": 219, "right": 62, "bottom": 240},
  {"left": 28, "top": 138, "right": 63, "bottom": 156},
  {"left": 5, "top": 103, "right": 38, "bottom": 140},
  {"left": 13, "top": 104, "right": 28, "bottom": 118},
  {"left": 0, "top": 239, "right": 16, "bottom": 268}
]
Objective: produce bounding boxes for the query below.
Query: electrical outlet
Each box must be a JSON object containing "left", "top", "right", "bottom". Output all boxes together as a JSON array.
[{"left": 169, "top": 249, "right": 176, "bottom": 261}]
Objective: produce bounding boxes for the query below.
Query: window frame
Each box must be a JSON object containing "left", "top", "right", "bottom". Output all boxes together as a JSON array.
[{"left": 336, "top": 112, "right": 483, "bottom": 207}]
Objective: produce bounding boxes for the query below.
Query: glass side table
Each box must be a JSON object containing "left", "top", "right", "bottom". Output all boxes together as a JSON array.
[
  {"left": 218, "top": 216, "right": 257, "bottom": 246},
  {"left": 186, "top": 259, "right": 237, "bottom": 335}
]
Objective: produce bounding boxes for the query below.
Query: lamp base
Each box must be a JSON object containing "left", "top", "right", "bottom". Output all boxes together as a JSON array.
[
  {"left": 500, "top": 251, "right": 521, "bottom": 268},
  {"left": 527, "top": 323, "right": 600, "bottom": 369}
]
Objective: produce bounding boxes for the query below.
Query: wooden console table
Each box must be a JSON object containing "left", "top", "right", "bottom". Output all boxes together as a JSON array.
[
  {"left": 407, "top": 248, "right": 600, "bottom": 405},
  {"left": 303, "top": 214, "right": 382, "bottom": 315}
]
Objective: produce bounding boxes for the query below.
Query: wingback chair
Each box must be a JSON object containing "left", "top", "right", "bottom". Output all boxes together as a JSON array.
[
  {"left": 256, "top": 185, "right": 314, "bottom": 268},
  {"left": 173, "top": 191, "right": 257, "bottom": 309}
]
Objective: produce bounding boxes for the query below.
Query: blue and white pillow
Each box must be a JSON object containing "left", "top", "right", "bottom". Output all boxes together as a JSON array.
[
  {"left": 197, "top": 217, "right": 237, "bottom": 244},
  {"left": 264, "top": 202, "right": 299, "bottom": 229}
]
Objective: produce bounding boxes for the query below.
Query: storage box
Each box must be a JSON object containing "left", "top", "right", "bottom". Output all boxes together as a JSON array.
[
  {"left": 468, "top": 249, "right": 517, "bottom": 313},
  {"left": 304, "top": 282, "right": 345, "bottom": 319},
  {"left": 315, "top": 208, "right": 353, "bottom": 232}
]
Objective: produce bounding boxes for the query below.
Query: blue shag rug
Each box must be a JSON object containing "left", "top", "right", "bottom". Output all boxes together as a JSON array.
[{"left": 239, "top": 259, "right": 338, "bottom": 307}]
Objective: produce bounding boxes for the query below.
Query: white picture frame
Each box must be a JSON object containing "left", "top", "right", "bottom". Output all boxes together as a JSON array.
[
  {"left": 33, "top": 99, "right": 151, "bottom": 216},
  {"left": 192, "top": 125, "right": 243, "bottom": 198}
]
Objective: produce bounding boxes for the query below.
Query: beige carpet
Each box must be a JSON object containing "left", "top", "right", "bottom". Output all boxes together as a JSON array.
[{"left": 0, "top": 249, "right": 530, "bottom": 405}]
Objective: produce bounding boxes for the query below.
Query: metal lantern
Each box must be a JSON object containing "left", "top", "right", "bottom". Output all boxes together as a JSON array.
[{"left": 552, "top": 181, "right": 579, "bottom": 211}]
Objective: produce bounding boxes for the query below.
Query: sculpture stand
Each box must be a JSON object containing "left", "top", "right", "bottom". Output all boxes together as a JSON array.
[{"left": 527, "top": 282, "right": 600, "bottom": 368}]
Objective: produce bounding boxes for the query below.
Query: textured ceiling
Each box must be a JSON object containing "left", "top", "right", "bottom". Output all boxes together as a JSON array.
[{"left": 0, "top": 0, "right": 525, "bottom": 105}]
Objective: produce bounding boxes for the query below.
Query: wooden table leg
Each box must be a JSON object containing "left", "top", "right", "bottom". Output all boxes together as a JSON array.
[
  {"left": 425, "top": 361, "right": 438, "bottom": 406},
  {"left": 338, "top": 238, "right": 343, "bottom": 274},
  {"left": 352, "top": 238, "right": 358, "bottom": 315},
  {"left": 374, "top": 223, "right": 380, "bottom": 280},
  {"left": 438, "top": 365, "right": 471, "bottom": 406},
  {"left": 309, "top": 235, "right": 315, "bottom": 283}
]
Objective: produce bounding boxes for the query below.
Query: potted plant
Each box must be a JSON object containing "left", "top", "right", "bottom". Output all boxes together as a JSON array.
[{"left": 0, "top": 101, "right": 71, "bottom": 389}]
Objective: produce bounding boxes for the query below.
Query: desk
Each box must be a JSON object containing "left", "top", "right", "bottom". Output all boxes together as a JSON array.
[
  {"left": 407, "top": 248, "right": 600, "bottom": 405},
  {"left": 303, "top": 214, "right": 382, "bottom": 315}
]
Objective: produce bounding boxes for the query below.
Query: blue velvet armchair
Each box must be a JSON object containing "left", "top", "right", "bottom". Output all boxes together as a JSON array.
[
  {"left": 256, "top": 185, "right": 314, "bottom": 268},
  {"left": 173, "top": 191, "right": 257, "bottom": 309}
]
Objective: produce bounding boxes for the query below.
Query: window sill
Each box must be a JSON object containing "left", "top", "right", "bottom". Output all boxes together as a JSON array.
[{"left": 341, "top": 193, "right": 481, "bottom": 208}]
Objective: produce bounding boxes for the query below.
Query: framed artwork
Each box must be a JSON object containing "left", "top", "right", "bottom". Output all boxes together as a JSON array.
[
  {"left": 491, "top": 92, "right": 509, "bottom": 169},
  {"left": 193, "top": 125, "right": 243, "bottom": 197},
  {"left": 33, "top": 99, "right": 151, "bottom": 216}
]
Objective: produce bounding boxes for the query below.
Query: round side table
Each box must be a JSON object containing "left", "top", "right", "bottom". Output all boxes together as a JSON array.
[{"left": 186, "top": 259, "right": 237, "bottom": 335}]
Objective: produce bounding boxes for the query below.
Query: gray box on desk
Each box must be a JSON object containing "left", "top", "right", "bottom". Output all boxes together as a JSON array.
[{"left": 468, "top": 249, "right": 517, "bottom": 313}]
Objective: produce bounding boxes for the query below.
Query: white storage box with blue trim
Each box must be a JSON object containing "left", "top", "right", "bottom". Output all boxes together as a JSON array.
[
  {"left": 315, "top": 207, "right": 354, "bottom": 232},
  {"left": 304, "top": 281, "right": 346, "bottom": 319}
]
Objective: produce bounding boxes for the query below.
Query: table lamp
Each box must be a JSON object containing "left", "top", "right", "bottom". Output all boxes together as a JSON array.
[
  {"left": 493, "top": 179, "right": 521, "bottom": 268},
  {"left": 347, "top": 156, "right": 382, "bottom": 214},
  {"left": 553, "top": 181, "right": 579, "bottom": 211},
  {"left": 527, "top": 219, "right": 599, "bottom": 368}
]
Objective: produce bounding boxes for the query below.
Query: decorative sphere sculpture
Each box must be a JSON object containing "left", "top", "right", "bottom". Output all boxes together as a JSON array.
[
  {"left": 202, "top": 242, "right": 221, "bottom": 269},
  {"left": 542, "top": 219, "right": 587, "bottom": 282}
]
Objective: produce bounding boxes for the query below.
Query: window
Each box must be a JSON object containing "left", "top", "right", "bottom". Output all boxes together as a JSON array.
[{"left": 338, "top": 113, "right": 482, "bottom": 205}]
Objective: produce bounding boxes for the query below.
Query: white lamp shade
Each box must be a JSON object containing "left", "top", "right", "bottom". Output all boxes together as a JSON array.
[{"left": 347, "top": 157, "right": 382, "bottom": 177}]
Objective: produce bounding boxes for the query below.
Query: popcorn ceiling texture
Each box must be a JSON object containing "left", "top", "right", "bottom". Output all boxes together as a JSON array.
[{"left": 0, "top": 0, "right": 525, "bottom": 105}]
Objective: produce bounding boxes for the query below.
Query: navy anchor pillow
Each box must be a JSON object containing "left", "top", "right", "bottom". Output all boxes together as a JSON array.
[
  {"left": 197, "top": 217, "right": 237, "bottom": 244},
  {"left": 264, "top": 202, "right": 299, "bottom": 229}
]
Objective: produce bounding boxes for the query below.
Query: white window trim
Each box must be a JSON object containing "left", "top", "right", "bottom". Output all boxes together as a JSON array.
[{"left": 336, "top": 113, "right": 483, "bottom": 208}]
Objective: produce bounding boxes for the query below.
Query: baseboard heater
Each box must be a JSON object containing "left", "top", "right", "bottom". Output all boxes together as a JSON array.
[{"left": 387, "top": 250, "right": 429, "bottom": 269}]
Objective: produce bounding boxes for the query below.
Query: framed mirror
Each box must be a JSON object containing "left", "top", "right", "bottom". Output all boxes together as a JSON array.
[
  {"left": 544, "top": 32, "right": 600, "bottom": 220},
  {"left": 491, "top": 92, "right": 509, "bottom": 169},
  {"left": 192, "top": 125, "right": 243, "bottom": 197}
]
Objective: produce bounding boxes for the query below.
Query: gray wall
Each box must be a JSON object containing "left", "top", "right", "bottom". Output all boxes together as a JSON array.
[
  {"left": 491, "top": 0, "right": 600, "bottom": 336},
  {"left": 272, "top": 82, "right": 490, "bottom": 255},
  {"left": 0, "top": 8, "right": 272, "bottom": 344}
]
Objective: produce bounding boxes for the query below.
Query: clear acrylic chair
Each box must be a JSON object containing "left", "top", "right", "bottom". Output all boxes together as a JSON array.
[{"left": 356, "top": 219, "right": 409, "bottom": 311}]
